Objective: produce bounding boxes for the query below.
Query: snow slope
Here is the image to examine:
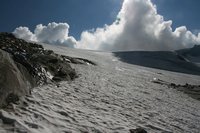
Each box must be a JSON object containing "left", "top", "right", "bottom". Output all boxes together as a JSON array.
[
  {"left": 177, "top": 45, "right": 200, "bottom": 67},
  {"left": 0, "top": 44, "right": 200, "bottom": 133}
]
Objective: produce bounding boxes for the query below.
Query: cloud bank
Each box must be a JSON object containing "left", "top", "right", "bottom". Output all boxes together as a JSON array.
[
  {"left": 77, "top": 0, "right": 200, "bottom": 51},
  {"left": 13, "top": 22, "right": 77, "bottom": 48},
  {"left": 13, "top": 0, "right": 200, "bottom": 51}
]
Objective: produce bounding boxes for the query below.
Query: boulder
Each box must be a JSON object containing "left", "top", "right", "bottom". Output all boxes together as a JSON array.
[
  {"left": 0, "top": 50, "right": 31, "bottom": 107},
  {"left": 129, "top": 128, "right": 147, "bottom": 133}
]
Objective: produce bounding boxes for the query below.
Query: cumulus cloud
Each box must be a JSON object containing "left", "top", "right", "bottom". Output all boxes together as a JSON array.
[
  {"left": 13, "top": 22, "right": 77, "bottom": 48},
  {"left": 13, "top": 27, "right": 37, "bottom": 41},
  {"left": 77, "top": 0, "right": 200, "bottom": 51},
  {"left": 13, "top": 0, "right": 200, "bottom": 51}
]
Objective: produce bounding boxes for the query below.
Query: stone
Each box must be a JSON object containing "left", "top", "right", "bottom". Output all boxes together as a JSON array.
[{"left": 129, "top": 128, "right": 147, "bottom": 133}]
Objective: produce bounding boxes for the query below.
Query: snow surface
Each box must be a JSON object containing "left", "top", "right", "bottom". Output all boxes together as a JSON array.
[{"left": 0, "top": 44, "right": 200, "bottom": 133}]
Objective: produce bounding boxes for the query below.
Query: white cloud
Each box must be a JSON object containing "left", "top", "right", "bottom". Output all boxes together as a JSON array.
[
  {"left": 13, "top": 27, "right": 37, "bottom": 42},
  {"left": 13, "top": 22, "right": 77, "bottom": 48},
  {"left": 77, "top": 0, "right": 200, "bottom": 51},
  {"left": 13, "top": 0, "right": 200, "bottom": 51}
]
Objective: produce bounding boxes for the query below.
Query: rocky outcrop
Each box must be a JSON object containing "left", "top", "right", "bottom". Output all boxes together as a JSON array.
[
  {"left": 169, "top": 83, "right": 200, "bottom": 101},
  {"left": 152, "top": 78, "right": 200, "bottom": 101},
  {"left": 0, "top": 32, "right": 82, "bottom": 107},
  {"left": 0, "top": 33, "right": 77, "bottom": 85}
]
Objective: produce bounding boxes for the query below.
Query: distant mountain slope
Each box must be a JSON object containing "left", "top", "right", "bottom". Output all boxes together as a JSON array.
[
  {"left": 114, "top": 50, "right": 200, "bottom": 76},
  {"left": 176, "top": 45, "right": 200, "bottom": 65},
  {"left": 177, "top": 45, "right": 200, "bottom": 57}
]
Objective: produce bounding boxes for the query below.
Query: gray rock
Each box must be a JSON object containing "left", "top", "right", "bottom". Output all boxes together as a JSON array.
[{"left": 0, "top": 50, "right": 31, "bottom": 107}]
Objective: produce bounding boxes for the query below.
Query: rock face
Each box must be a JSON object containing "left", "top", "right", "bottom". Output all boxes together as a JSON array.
[
  {"left": 0, "top": 33, "right": 77, "bottom": 85},
  {"left": 0, "top": 32, "right": 79, "bottom": 107},
  {"left": 0, "top": 50, "right": 31, "bottom": 107}
]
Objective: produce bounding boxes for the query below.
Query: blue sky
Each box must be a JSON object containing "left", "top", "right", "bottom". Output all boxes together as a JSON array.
[
  {"left": 2, "top": 0, "right": 200, "bottom": 51},
  {"left": 0, "top": 0, "right": 122, "bottom": 39},
  {"left": 152, "top": 0, "right": 200, "bottom": 34},
  {"left": 1, "top": 0, "right": 200, "bottom": 39}
]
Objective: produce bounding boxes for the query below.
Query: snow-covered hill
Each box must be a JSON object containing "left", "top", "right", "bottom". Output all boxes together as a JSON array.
[
  {"left": 176, "top": 45, "right": 200, "bottom": 66},
  {"left": 114, "top": 51, "right": 200, "bottom": 76},
  {"left": 1, "top": 43, "right": 200, "bottom": 133}
]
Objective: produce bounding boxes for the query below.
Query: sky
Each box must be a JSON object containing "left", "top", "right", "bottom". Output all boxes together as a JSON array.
[
  {"left": 0, "top": 0, "right": 122, "bottom": 39},
  {"left": 1, "top": 0, "right": 200, "bottom": 51},
  {"left": 152, "top": 0, "right": 200, "bottom": 34}
]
